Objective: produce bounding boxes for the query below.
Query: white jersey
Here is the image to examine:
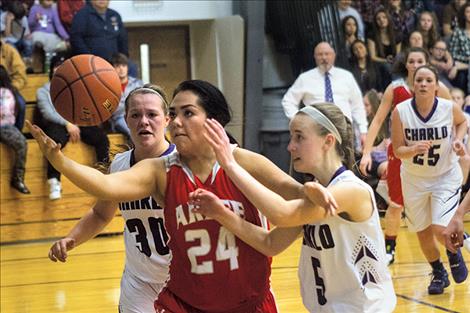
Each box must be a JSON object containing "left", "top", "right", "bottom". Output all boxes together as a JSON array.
[
  {"left": 110, "top": 145, "right": 175, "bottom": 284},
  {"left": 396, "top": 97, "right": 457, "bottom": 177},
  {"left": 299, "top": 169, "right": 396, "bottom": 313}
]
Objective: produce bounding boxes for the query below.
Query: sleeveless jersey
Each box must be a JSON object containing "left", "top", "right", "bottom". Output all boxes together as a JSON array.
[
  {"left": 396, "top": 97, "right": 457, "bottom": 177},
  {"left": 110, "top": 144, "right": 176, "bottom": 284},
  {"left": 299, "top": 170, "right": 396, "bottom": 313},
  {"left": 391, "top": 78, "right": 413, "bottom": 109},
  {"left": 162, "top": 151, "right": 272, "bottom": 312}
]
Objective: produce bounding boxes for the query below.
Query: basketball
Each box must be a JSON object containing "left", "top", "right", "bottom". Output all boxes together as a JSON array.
[{"left": 50, "top": 54, "right": 122, "bottom": 126}]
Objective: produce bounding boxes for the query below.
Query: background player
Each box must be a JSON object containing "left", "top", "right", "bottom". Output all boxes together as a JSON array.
[
  {"left": 359, "top": 47, "right": 452, "bottom": 265},
  {"left": 48, "top": 84, "right": 175, "bottom": 313},
  {"left": 28, "top": 80, "right": 306, "bottom": 313},
  {"left": 391, "top": 65, "right": 468, "bottom": 294},
  {"left": 189, "top": 103, "right": 396, "bottom": 313}
]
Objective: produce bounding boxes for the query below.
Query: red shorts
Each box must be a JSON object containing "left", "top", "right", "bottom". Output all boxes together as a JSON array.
[
  {"left": 154, "top": 287, "right": 278, "bottom": 313},
  {"left": 387, "top": 145, "right": 404, "bottom": 206}
]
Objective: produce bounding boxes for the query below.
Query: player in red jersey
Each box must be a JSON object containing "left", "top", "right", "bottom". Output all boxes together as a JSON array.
[
  {"left": 27, "top": 80, "right": 308, "bottom": 313},
  {"left": 359, "top": 47, "right": 451, "bottom": 265}
]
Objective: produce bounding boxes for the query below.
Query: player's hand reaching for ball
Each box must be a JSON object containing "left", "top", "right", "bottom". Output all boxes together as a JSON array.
[
  {"left": 26, "top": 120, "right": 63, "bottom": 162},
  {"left": 303, "top": 182, "right": 338, "bottom": 217},
  {"left": 203, "top": 118, "right": 236, "bottom": 170},
  {"left": 48, "top": 238, "right": 76, "bottom": 262}
]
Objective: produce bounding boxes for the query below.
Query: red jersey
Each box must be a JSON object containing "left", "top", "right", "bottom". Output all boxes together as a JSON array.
[
  {"left": 387, "top": 78, "right": 413, "bottom": 206},
  {"left": 391, "top": 78, "right": 413, "bottom": 108},
  {"left": 161, "top": 152, "right": 272, "bottom": 312}
]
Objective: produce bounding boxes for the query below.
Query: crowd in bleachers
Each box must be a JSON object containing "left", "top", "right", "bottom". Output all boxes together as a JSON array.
[{"left": 1, "top": 0, "right": 135, "bottom": 199}]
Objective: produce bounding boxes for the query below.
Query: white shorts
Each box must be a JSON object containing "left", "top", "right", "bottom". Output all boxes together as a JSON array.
[
  {"left": 119, "top": 268, "right": 166, "bottom": 313},
  {"left": 401, "top": 166, "right": 462, "bottom": 232}
]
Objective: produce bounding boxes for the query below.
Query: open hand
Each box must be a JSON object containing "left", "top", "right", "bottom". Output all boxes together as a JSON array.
[
  {"left": 189, "top": 188, "right": 227, "bottom": 220},
  {"left": 203, "top": 118, "right": 236, "bottom": 169}
]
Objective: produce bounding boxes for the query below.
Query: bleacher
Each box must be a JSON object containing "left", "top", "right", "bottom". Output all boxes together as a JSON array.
[{"left": 0, "top": 74, "right": 125, "bottom": 244}]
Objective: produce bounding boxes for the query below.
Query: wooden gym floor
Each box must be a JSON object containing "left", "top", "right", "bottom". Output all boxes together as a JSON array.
[{"left": 1, "top": 223, "right": 469, "bottom": 312}]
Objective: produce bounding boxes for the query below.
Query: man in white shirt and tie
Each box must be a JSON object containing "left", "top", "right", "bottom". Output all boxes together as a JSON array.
[{"left": 282, "top": 42, "right": 368, "bottom": 147}]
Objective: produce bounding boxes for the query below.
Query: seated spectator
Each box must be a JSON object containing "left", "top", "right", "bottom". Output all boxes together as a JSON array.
[
  {"left": 57, "top": 0, "right": 84, "bottom": 34},
  {"left": 342, "top": 15, "right": 362, "bottom": 59},
  {"left": 28, "top": 0, "right": 69, "bottom": 54},
  {"left": 0, "top": 39, "right": 27, "bottom": 130},
  {"left": 0, "top": 65, "right": 30, "bottom": 194},
  {"left": 405, "top": 30, "right": 425, "bottom": 50},
  {"left": 417, "top": 11, "right": 440, "bottom": 50},
  {"left": 352, "top": 0, "right": 383, "bottom": 30},
  {"left": 449, "top": 2, "right": 470, "bottom": 93},
  {"left": 349, "top": 39, "right": 391, "bottom": 93},
  {"left": 109, "top": 53, "right": 143, "bottom": 139},
  {"left": 367, "top": 9, "right": 401, "bottom": 72},
  {"left": 430, "top": 39, "right": 456, "bottom": 88},
  {"left": 384, "top": 0, "right": 416, "bottom": 44},
  {"left": 443, "top": 0, "right": 467, "bottom": 39},
  {"left": 338, "top": 0, "right": 365, "bottom": 39},
  {"left": 35, "top": 53, "right": 110, "bottom": 200},
  {"left": 363, "top": 89, "right": 389, "bottom": 181},
  {"left": 0, "top": 0, "right": 32, "bottom": 58}
]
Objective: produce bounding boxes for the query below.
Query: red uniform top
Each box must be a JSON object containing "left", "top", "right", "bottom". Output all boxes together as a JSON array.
[
  {"left": 162, "top": 153, "right": 271, "bottom": 312},
  {"left": 387, "top": 78, "right": 413, "bottom": 206}
]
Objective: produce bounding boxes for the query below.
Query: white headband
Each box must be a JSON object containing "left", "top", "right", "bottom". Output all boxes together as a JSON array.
[
  {"left": 129, "top": 87, "right": 166, "bottom": 104},
  {"left": 298, "top": 105, "right": 342, "bottom": 144}
]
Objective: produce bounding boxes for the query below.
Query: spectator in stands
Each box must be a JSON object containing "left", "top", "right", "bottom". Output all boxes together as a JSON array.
[
  {"left": 109, "top": 52, "right": 143, "bottom": 139},
  {"left": 406, "top": 30, "right": 425, "bottom": 50},
  {"left": 35, "top": 53, "right": 109, "bottom": 200},
  {"left": 0, "top": 65, "right": 30, "bottom": 194},
  {"left": 337, "top": 0, "right": 365, "bottom": 39},
  {"left": 449, "top": 2, "right": 470, "bottom": 93},
  {"left": 443, "top": 0, "right": 467, "bottom": 39},
  {"left": 282, "top": 41, "right": 368, "bottom": 148},
  {"left": 28, "top": 0, "right": 69, "bottom": 54},
  {"left": 57, "top": 0, "right": 84, "bottom": 34},
  {"left": 352, "top": 0, "right": 383, "bottom": 29},
  {"left": 384, "top": 0, "right": 416, "bottom": 44},
  {"left": 0, "top": 0, "right": 32, "bottom": 58},
  {"left": 363, "top": 89, "right": 389, "bottom": 182},
  {"left": 0, "top": 39, "right": 27, "bottom": 130},
  {"left": 367, "top": 9, "right": 401, "bottom": 73},
  {"left": 342, "top": 15, "right": 362, "bottom": 59},
  {"left": 429, "top": 39, "right": 456, "bottom": 88},
  {"left": 70, "top": 0, "right": 136, "bottom": 76},
  {"left": 417, "top": 11, "right": 441, "bottom": 50},
  {"left": 349, "top": 39, "right": 391, "bottom": 93}
]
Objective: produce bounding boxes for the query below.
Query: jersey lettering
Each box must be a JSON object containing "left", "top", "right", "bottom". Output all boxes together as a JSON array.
[
  {"left": 404, "top": 126, "right": 448, "bottom": 141},
  {"left": 311, "top": 256, "right": 327, "bottom": 305},
  {"left": 303, "top": 224, "right": 335, "bottom": 250},
  {"left": 412, "top": 144, "right": 441, "bottom": 166},
  {"left": 119, "top": 197, "right": 163, "bottom": 211}
]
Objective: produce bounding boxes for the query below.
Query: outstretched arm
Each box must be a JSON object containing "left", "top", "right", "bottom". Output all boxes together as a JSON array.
[
  {"left": 203, "top": 119, "right": 338, "bottom": 227},
  {"left": 49, "top": 200, "right": 118, "bottom": 262},
  {"left": 27, "top": 121, "right": 162, "bottom": 202},
  {"left": 189, "top": 189, "right": 301, "bottom": 256}
]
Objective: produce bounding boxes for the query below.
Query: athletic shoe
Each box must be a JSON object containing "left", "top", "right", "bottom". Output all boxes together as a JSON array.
[
  {"left": 48, "top": 178, "right": 61, "bottom": 200},
  {"left": 385, "top": 241, "right": 395, "bottom": 266},
  {"left": 464, "top": 232, "right": 470, "bottom": 253},
  {"left": 446, "top": 249, "right": 468, "bottom": 283},
  {"left": 428, "top": 268, "right": 450, "bottom": 295}
]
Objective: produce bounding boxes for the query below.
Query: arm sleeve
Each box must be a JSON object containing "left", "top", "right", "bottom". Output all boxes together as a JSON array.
[
  {"left": 8, "top": 46, "right": 27, "bottom": 91},
  {"left": 449, "top": 29, "right": 468, "bottom": 63},
  {"left": 70, "top": 11, "right": 91, "bottom": 54},
  {"left": 36, "top": 85, "right": 69, "bottom": 126},
  {"left": 117, "top": 15, "right": 128, "bottom": 56},
  {"left": 348, "top": 74, "right": 368, "bottom": 133},
  {"left": 28, "top": 5, "right": 39, "bottom": 30},
  {"left": 281, "top": 75, "right": 305, "bottom": 120},
  {"left": 52, "top": 6, "right": 69, "bottom": 40}
]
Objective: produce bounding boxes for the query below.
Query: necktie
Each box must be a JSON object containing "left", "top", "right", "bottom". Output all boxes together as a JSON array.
[{"left": 324, "top": 72, "right": 334, "bottom": 103}]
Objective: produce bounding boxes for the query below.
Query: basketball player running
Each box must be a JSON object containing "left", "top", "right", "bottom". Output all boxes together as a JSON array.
[
  {"left": 359, "top": 47, "right": 452, "bottom": 265},
  {"left": 190, "top": 103, "right": 396, "bottom": 313},
  {"left": 28, "top": 80, "right": 308, "bottom": 313},
  {"left": 48, "top": 85, "right": 175, "bottom": 313},
  {"left": 391, "top": 65, "right": 468, "bottom": 294}
]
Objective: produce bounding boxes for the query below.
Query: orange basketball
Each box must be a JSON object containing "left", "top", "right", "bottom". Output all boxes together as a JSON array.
[{"left": 50, "top": 54, "right": 122, "bottom": 126}]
